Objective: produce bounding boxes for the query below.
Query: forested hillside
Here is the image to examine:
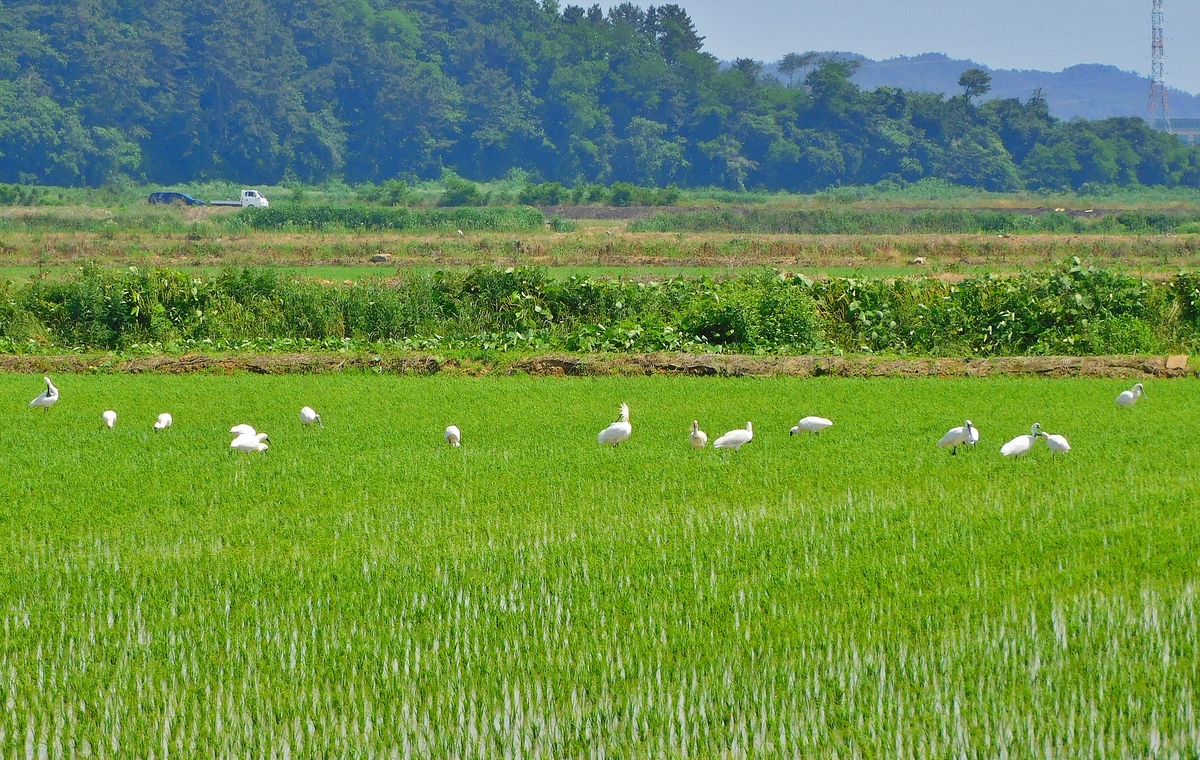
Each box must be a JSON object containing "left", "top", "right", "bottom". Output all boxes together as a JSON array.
[{"left": 2, "top": 0, "right": 1200, "bottom": 193}]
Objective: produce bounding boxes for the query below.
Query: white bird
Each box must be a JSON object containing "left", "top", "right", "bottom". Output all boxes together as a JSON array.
[
  {"left": 29, "top": 377, "right": 58, "bottom": 410},
  {"left": 598, "top": 403, "right": 632, "bottom": 446},
  {"left": 1000, "top": 423, "right": 1042, "bottom": 458},
  {"left": 1043, "top": 432, "right": 1071, "bottom": 456},
  {"left": 230, "top": 424, "right": 257, "bottom": 437},
  {"left": 154, "top": 413, "right": 173, "bottom": 430},
  {"left": 300, "top": 406, "right": 323, "bottom": 427},
  {"left": 938, "top": 420, "right": 978, "bottom": 455},
  {"left": 101, "top": 410, "right": 117, "bottom": 430},
  {"left": 445, "top": 425, "right": 461, "bottom": 447},
  {"left": 690, "top": 420, "right": 708, "bottom": 449},
  {"left": 231, "top": 432, "right": 269, "bottom": 453},
  {"left": 1115, "top": 383, "right": 1145, "bottom": 408},
  {"left": 790, "top": 416, "right": 833, "bottom": 435},
  {"left": 714, "top": 422, "right": 754, "bottom": 451}
]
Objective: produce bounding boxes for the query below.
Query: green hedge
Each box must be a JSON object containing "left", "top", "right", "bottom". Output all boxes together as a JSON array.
[{"left": 0, "top": 262, "right": 1195, "bottom": 356}]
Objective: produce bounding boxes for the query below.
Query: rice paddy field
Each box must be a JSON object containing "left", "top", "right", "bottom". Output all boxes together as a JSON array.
[{"left": 0, "top": 373, "right": 1197, "bottom": 757}]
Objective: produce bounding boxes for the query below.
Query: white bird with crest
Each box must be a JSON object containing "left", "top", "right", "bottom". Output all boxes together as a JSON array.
[
  {"left": 598, "top": 404, "right": 632, "bottom": 447},
  {"left": 29, "top": 377, "right": 58, "bottom": 410}
]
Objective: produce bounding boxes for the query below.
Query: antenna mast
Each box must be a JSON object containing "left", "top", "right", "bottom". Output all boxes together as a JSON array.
[{"left": 1148, "top": 0, "right": 1172, "bottom": 131}]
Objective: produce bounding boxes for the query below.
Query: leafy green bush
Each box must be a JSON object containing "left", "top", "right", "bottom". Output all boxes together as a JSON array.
[
  {"left": 0, "top": 261, "right": 1196, "bottom": 355},
  {"left": 355, "top": 179, "right": 413, "bottom": 206},
  {"left": 518, "top": 182, "right": 569, "bottom": 206},
  {"left": 438, "top": 174, "right": 488, "bottom": 207}
]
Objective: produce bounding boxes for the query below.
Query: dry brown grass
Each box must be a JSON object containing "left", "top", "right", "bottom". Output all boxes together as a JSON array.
[{"left": 2, "top": 228, "right": 1200, "bottom": 275}]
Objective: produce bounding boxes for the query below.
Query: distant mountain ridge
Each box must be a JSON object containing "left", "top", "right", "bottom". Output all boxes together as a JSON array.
[{"left": 765, "top": 52, "right": 1200, "bottom": 121}]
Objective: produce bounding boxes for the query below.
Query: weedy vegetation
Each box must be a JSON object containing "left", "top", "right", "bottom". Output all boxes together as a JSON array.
[
  {"left": 3, "top": 261, "right": 1200, "bottom": 356},
  {"left": 631, "top": 207, "right": 1200, "bottom": 236},
  {"left": 0, "top": 374, "right": 1196, "bottom": 755}
]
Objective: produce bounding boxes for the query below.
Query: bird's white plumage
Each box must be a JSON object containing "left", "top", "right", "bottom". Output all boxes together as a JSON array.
[
  {"left": 1001, "top": 423, "right": 1042, "bottom": 458},
  {"left": 30, "top": 377, "right": 58, "bottom": 409},
  {"left": 1044, "top": 432, "right": 1071, "bottom": 454},
  {"left": 101, "top": 410, "right": 117, "bottom": 429},
  {"left": 300, "top": 407, "right": 323, "bottom": 427},
  {"left": 598, "top": 403, "right": 632, "bottom": 446},
  {"left": 445, "top": 425, "right": 461, "bottom": 447},
  {"left": 230, "top": 424, "right": 256, "bottom": 437},
  {"left": 714, "top": 422, "right": 753, "bottom": 451},
  {"left": 690, "top": 420, "right": 708, "bottom": 449},
  {"left": 154, "top": 413, "right": 173, "bottom": 430},
  {"left": 938, "top": 420, "right": 978, "bottom": 452},
  {"left": 231, "top": 432, "right": 269, "bottom": 453},
  {"left": 790, "top": 416, "right": 833, "bottom": 435},
  {"left": 1115, "top": 383, "right": 1145, "bottom": 408}
]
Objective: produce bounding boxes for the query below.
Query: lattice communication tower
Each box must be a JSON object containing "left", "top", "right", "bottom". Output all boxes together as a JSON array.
[{"left": 1148, "top": 0, "right": 1172, "bottom": 131}]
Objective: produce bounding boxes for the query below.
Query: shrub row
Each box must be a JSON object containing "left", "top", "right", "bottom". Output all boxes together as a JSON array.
[
  {"left": 630, "top": 208, "right": 1200, "bottom": 235},
  {"left": 1, "top": 262, "right": 1196, "bottom": 356}
]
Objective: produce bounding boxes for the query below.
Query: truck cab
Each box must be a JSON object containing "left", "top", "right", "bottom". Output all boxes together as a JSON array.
[{"left": 241, "top": 190, "right": 269, "bottom": 208}]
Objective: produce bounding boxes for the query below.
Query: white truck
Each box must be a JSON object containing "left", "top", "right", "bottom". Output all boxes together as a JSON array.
[{"left": 211, "top": 189, "right": 270, "bottom": 208}]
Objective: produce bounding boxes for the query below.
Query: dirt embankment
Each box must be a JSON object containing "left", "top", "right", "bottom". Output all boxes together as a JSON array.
[{"left": 0, "top": 353, "right": 1190, "bottom": 379}]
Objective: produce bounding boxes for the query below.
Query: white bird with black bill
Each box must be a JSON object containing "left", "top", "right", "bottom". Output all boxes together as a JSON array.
[
  {"left": 1116, "top": 383, "right": 1145, "bottom": 407},
  {"left": 938, "top": 420, "right": 978, "bottom": 455},
  {"left": 597, "top": 403, "right": 632, "bottom": 447},
  {"left": 1001, "top": 423, "right": 1042, "bottom": 458},
  {"left": 790, "top": 416, "right": 833, "bottom": 435},
  {"left": 29, "top": 377, "right": 58, "bottom": 410}
]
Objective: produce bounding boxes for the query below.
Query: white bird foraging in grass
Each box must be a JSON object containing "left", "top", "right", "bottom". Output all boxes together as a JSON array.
[
  {"left": 154, "top": 413, "right": 173, "bottom": 431},
  {"left": 714, "top": 422, "right": 753, "bottom": 451},
  {"left": 231, "top": 432, "right": 269, "bottom": 453},
  {"left": 445, "top": 425, "right": 461, "bottom": 447},
  {"left": 29, "top": 377, "right": 58, "bottom": 410},
  {"left": 1000, "top": 423, "right": 1042, "bottom": 458},
  {"left": 597, "top": 403, "right": 632, "bottom": 447},
  {"left": 690, "top": 420, "right": 708, "bottom": 449},
  {"left": 1043, "top": 431, "right": 1071, "bottom": 456},
  {"left": 790, "top": 416, "right": 833, "bottom": 436},
  {"left": 938, "top": 420, "right": 978, "bottom": 455},
  {"left": 230, "top": 424, "right": 256, "bottom": 437},
  {"left": 1115, "top": 383, "right": 1145, "bottom": 407},
  {"left": 300, "top": 406, "right": 323, "bottom": 427},
  {"left": 101, "top": 410, "right": 117, "bottom": 430}
]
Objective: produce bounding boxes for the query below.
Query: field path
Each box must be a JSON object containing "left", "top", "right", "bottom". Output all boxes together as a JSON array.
[{"left": 0, "top": 352, "right": 1190, "bottom": 378}]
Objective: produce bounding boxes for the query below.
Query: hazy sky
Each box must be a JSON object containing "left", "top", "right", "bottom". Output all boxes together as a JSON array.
[{"left": 671, "top": 0, "right": 1200, "bottom": 93}]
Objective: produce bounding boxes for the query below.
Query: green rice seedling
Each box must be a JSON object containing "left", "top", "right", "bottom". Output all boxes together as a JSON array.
[{"left": 0, "top": 374, "right": 1196, "bottom": 755}]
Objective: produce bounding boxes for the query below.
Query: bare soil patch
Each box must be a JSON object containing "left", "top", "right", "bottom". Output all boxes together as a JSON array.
[{"left": 0, "top": 353, "right": 1189, "bottom": 379}]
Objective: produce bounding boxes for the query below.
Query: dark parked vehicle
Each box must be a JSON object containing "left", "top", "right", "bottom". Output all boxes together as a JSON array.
[{"left": 148, "top": 191, "right": 205, "bottom": 206}]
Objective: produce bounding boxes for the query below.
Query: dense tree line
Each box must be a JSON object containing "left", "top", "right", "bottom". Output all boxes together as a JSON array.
[{"left": 2, "top": 0, "right": 1199, "bottom": 192}]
